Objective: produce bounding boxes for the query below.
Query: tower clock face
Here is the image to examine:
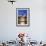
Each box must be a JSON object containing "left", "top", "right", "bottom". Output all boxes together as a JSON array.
[{"left": 16, "top": 8, "right": 30, "bottom": 26}]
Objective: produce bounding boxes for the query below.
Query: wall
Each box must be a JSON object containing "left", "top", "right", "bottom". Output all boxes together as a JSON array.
[{"left": 0, "top": 0, "right": 46, "bottom": 42}]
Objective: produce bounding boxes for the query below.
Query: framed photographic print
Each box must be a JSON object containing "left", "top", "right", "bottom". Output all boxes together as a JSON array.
[{"left": 16, "top": 8, "right": 30, "bottom": 26}]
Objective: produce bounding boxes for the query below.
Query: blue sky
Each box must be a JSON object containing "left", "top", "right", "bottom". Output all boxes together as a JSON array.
[{"left": 18, "top": 10, "right": 27, "bottom": 16}]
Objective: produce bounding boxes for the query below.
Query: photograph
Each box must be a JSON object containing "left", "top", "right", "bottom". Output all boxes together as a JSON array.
[
  {"left": 0, "top": 0, "right": 46, "bottom": 46},
  {"left": 16, "top": 8, "right": 30, "bottom": 26}
]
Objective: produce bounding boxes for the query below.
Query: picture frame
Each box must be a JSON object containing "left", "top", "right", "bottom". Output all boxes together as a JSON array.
[{"left": 16, "top": 8, "right": 30, "bottom": 27}]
